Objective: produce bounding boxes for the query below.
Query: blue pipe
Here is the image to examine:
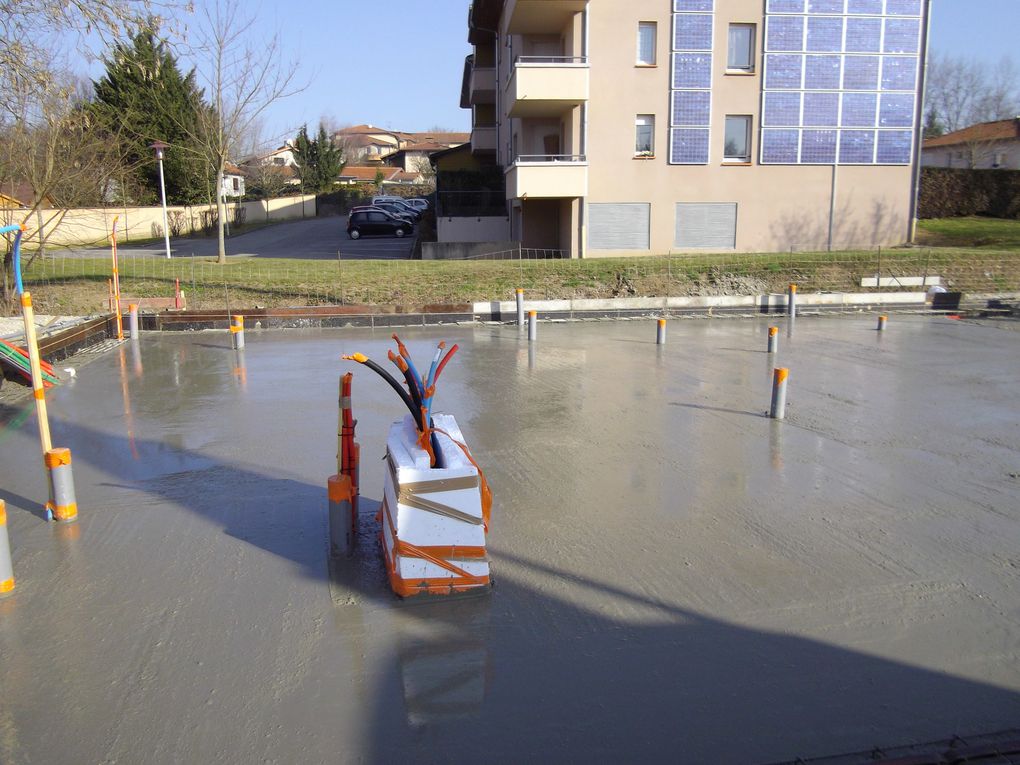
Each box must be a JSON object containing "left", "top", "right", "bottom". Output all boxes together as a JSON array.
[
  {"left": 423, "top": 343, "right": 443, "bottom": 427},
  {"left": 0, "top": 224, "right": 24, "bottom": 294}
]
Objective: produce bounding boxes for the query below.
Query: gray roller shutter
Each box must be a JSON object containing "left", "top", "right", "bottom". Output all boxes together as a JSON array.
[
  {"left": 588, "top": 203, "right": 650, "bottom": 250},
  {"left": 675, "top": 203, "right": 737, "bottom": 248}
]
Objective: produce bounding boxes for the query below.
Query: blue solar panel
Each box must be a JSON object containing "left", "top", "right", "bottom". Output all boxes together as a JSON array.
[
  {"left": 846, "top": 0, "right": 882, "bottom": 14},
  {"left": 761, "top": 130, "right": 800, "bottom": 163},
  {"left": 807, "top": 16, "right": 843, "bottom": 52},
  {"left": 804, "top": 54, "right": 842, "bottom": 88},
  {"left": 808, "top": 0, "right": 845, "bottom": 13},
  {"left": 767, "top": 16, "right": 805, "bottom": 51},
  {"left": 671, "top": 129, "right": 710, "bottom": 164},
  {"left": 764, "top": 92, "right": 802, "bottom": 126},
  {"left": 672, "top": 91, "right": 711, "bottom": 126},
  {"left": 883, "top": 18, "right": 920, "bottom": 53},
  {"left": 845, "top": 17, "right": 881, "bottom": 52},
  {"left": 672, "top": 52, "right": 712, "bottom": 88},
  {"left": 879, "top": 93, "right": 914, "bottom": 126},
  {"left": 885, "top": 0, "right": 922, "bottom": 16},
  {"left": 841, "top": 92, "right": 877, "bottom": 126},
  {"left": 674, "top": 0, "right": 713, "bottom": 11},
  {"left": 881, "top": 56, "right": 917, "bottom": 90},
  {"left": 766, "top": 0, "right": 806, "bottom": 11},
  {"left": 674, "top": 14, "right": 713, "bottom": 50},
  {"left": 842, "top": 55, "right": 880, "bottom": 90},
  {"left": 839, "top": 130, "right": 875, "bottom": 162},
  {"left": 765, "top": 54, "right": 804, "bottom": 89},
  {"left": 801, "top": 130, "right": 838, "bottom": 163},
  {"left": 876, "top": 130, "right": 913, "bottom": 164},
  {"left": 804, "top": 92, "right": 840, "bottom": 126}
]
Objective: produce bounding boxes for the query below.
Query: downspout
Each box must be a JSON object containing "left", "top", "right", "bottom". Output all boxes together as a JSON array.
[{"left": 908, "top": 0, "right": 933, "bottom": 243}]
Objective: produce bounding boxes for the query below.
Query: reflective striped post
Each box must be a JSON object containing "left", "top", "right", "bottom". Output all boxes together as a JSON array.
[
  {"left": 45, "top": 448, "right": 78, "bottom": 523},
  {"left": 528, "top": 310, "right": 537, "bottom": 342},
  {"left": 767, "top": 326, "right": 779, "bottom": 354},
  {"left": 0, "top": 500, "right": 14, "bottom": 597},
  {"left": 787, "top": 284, "right": 797, "bottom": 318},
  {"left": 877, "top": 315, "right": 888, "bottom": 331},
  {"left": 516, "top": 288, "right": 525, "bottom": 328},
  {"left": 656, "top": 318, "right": 666, "bottom": 345},
  {"left": 230, "top": 314, "right": 245, "bottom": 350},
  {"left": 770, "top": 367, "right": 789, "bottom": 420}
]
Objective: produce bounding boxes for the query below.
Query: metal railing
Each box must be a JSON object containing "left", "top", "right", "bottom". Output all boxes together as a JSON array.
[
  {"left": 514, "top": 154, "right": 587, "bottom": 164},
  {"left": 514, "top": 55, "right": 588, "bottom": 66}
]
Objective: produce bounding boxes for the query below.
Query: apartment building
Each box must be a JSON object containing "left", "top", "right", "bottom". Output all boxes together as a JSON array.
[{"left": 456, "top": 0, "right": 930, "bottom": 257}]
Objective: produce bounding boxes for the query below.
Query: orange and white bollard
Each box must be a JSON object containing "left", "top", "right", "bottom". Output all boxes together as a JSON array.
[
  {"left": 787, "top": 284, "right": 797, "bottom": 318},
  {"left": 516, "top": 288, "right": 525, "bottom": 327},
  {"left": 128, "top": 303, "right": 139, "bottom": 339},
  {"left": 770, "top": 367, "right": 789, "bottom": 420},
  {"left": 0, "top": 500, "right": 14, "bottom": 597},
  {"left": 767, "top": 325, "right": 779, "bottom": 354},
  {"left": 656, "top": 318, "right": 666, "bottom": 345},
  {"left": 230, "top": 314, "right": 245, "bottom": 350},
  {"left": 877, "top": 315, "right": 888, "bottom": 331},
  {"left": 528, "top": 310, "right": 537, "bottom": 342},
  {"left": 45, "top": 448, "right": 78, "bottom": 523}
]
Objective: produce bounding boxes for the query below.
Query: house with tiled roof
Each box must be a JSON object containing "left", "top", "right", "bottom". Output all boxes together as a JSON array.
[
  {"left": 337, "top": 166, "right": 423, "bottom": 187},
  {"left": 922, "top": 117, "right": 1020, "bottom": 170}
]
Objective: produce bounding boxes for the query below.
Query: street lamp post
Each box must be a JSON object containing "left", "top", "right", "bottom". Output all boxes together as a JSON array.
[{"left": 149, "top": 141, "right": 172, "bottom": 259}]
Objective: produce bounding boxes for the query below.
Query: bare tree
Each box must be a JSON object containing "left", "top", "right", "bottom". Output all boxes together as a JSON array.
[
  {"left": 186, "top": 0, "right": 303, "bottom": 264},
  {"left": 926, "top": 52, "right": 1020, "bottom": 133}
]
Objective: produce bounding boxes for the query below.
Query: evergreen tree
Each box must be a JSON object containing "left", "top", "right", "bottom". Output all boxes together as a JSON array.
[
  {"left": 293, "top": 122, "right": 345, "bottom": 193},
  {"left": 92, "top": 29, "right": 212, "bottom": 205}
]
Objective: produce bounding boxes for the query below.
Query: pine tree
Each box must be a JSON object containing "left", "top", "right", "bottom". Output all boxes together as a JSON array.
[
  {"left": 293, "top": 122, "right": 345, "bottom": 193},
  {"left": 92, "top": 30, "right": 212, "bottom": 205}
]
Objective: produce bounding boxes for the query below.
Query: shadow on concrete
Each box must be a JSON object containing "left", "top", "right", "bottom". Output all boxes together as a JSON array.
[{"left": 669, "top": 401, "right": 767, "bottom": 418}]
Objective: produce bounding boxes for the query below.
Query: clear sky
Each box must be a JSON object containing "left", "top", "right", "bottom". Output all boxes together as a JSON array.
[{"left": 77, "top": 0, "right": 1019, "bottom": 147}]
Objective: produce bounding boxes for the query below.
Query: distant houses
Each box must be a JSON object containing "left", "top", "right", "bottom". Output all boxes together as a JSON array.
[{"left": 922, "top": 118, "right": 1020, "bottom": 170}]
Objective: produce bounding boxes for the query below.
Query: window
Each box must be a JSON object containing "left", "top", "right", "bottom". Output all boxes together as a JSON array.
[
  {"left": 637, "top": 22, "right": 657, "bottom": 65},
  {"left": 635, "top": 115, "right": 655, "bottom": 156},
  {"left": 993, "top": 152, "right": 1005, "bottom": 168},
  {"left": 724, "top": 116, "right": 751, "bottom": 162},
  {"left": 728, "top": 24, "right": 756, "bottom": 71}
]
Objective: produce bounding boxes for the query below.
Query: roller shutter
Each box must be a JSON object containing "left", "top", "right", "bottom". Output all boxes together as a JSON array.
[
  {"left": 675, "top": 203, "right": 737, "bottom": 248},
  {"left": 588, "top": 203, "right": 650, "bottom": 250}
]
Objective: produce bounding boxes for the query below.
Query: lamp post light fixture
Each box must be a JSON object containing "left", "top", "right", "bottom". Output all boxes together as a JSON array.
[{"left": 149, "top": 141, "right": 172, "bottom": 259}]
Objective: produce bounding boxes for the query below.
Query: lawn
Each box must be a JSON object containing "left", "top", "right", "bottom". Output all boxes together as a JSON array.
[{"left": 916, "top": 216, "right": 1020, "bottom": 249}]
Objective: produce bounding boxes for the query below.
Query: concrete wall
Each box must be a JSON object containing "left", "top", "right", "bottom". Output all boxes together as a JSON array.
[
  {"left": 437, "top": 216, "right": 510, "bottom": 242},
  {"left": 422, "top": 240, "right": 518, "bottom": 260},
  {"left": 7, "top": 195, "right": 316, "bottom": 248}
]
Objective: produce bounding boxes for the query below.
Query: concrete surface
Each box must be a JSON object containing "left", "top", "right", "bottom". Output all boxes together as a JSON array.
[
  {"left": 0, "top": 316, "right": 1019, "bottom": 763},
  {"left": 60, "top": 216, "right": 416, "bottom": 260}
]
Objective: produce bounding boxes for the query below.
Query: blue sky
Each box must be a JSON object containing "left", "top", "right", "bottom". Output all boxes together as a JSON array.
[{"left": 81, "top": 0, "right": 1019, "bottom": 146}]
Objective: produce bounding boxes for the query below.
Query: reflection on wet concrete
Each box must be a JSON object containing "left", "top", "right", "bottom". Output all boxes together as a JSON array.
[{"left": 1, "top": 318, "right": 1020, "bottom": 763}]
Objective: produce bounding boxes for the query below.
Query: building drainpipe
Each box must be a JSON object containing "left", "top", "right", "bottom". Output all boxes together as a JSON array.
[{"left": 908, "top": 0, "right": 933, "bottom": 243}]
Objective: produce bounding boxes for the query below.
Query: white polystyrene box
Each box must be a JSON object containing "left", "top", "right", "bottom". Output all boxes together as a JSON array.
[{"left": 383, "top": 414, "right": 489, "bottom": 580}]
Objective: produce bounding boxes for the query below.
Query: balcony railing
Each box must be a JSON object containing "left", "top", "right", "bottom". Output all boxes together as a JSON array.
[
  {"left": 514, "top": 55, "right": 588, "bottom": 66},
  {"left": 505, "top": 156, "right": 588, "bottom": 199},
  {"left": 515, "top": 154, "right": 587, "bottom": 163},
  {"left": 506, "top": 59, "right": 589, "bottom": 117}
]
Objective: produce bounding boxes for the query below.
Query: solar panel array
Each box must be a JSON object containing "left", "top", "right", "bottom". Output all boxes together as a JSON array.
[
  {"left": 669, "top": 0, "right": 714, "bottom": 164},
  {"left": 761, "top": 0, "right": 922, "bottom": 165}
]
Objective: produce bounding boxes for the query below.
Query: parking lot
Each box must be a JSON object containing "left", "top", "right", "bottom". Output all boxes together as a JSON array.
[{"left": 64, "top": 216, "right": 416, "bottom": 261}]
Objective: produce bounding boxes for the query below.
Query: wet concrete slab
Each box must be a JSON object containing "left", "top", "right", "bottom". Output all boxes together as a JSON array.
[{"left": 1, "top": 316, "right": 1019, "bottom": 764}]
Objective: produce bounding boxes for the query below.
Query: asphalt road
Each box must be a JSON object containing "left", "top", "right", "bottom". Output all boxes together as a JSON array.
[{"left": 64, "top": 216, "right": 416, "bottom": 260}]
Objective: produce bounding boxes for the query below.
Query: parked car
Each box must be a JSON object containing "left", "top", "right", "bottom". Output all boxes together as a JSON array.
[
  {"left": 347, "top": 209, "right": 413, "bottom": 240},
  {"left": 404, "top": 198, "right": 430, "bottom": 212},
  {"left": 371, "top": 195, "right": 404, "bottom": 206},
  {"left": 350, "top": 204, "right": 416, "bottom": 224},
  {"left": 374, "top": 201, "right": 421, "bottom": 221},
  {"left": 387, "top": 200, "right": 423, "bottom": 219}
]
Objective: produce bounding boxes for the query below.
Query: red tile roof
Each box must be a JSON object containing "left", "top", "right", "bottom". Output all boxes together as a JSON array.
[
  {"left": 923, "top": 118, "right": 1020, "bottom": 148},
  {"left": 339, "top": 166, "right": 401, "bottom": 181}
]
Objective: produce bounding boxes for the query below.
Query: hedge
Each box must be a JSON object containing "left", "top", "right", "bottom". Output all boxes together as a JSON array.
[{"left": 919, "top": 167, "right": 1020, "bottom": 219}]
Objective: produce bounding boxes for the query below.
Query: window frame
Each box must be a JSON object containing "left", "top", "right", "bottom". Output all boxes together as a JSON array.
[
  {"left": 727, "top": 23, "right": 756, "bottom": 73},
  {"left": 636, "top": 21, "right": 657, "bottom": 66},
  {"left": 724, "top": 115, "right": 752, "bottom": 163},
  {"left": 635, "top": 115, "right": 655, "bottom": 157}
]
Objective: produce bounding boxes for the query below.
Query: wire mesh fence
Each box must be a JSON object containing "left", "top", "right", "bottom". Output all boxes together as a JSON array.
[{"left": 13, "top": 245, "right": 1020, "bottom": 314}]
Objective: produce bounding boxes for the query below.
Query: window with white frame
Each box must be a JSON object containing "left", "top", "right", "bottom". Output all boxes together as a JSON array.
[
  {"left": 728, "top": 24, "right": 756, "bottom": 71},
  {"left": 637, "top": 22, "right": 657, "bottom": 65},
  {"left": 635, "top": 115, "right": 655, "bottom": 156},
  {"left": 725, "top": 116, "right": 752, "bottom": 162}
]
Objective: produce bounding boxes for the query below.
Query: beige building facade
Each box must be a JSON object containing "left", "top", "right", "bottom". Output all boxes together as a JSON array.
[{"left": 459, "top": 0, "right": 929, "bottom": 257}]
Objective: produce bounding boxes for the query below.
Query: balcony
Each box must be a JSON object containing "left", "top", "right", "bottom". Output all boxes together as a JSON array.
[
  {"left": 470, "top": 66, "right": 496, "bottom": 105},
  {"left": 505, "top": 155, "right": 587, "bottom": 199},
  {"left": 507, "top": 57, "right": 589, "bottom": 117},
  {"left": 504, "top": 0, "right": 586, "bottom": 34},
  {"left": 471, "top": 126, "right": 497, "bottom": 154}
]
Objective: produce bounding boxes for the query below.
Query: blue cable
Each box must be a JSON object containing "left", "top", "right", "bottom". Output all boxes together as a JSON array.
[{"left": 0, "top": 224, "right": 24, "bottom": 294}]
